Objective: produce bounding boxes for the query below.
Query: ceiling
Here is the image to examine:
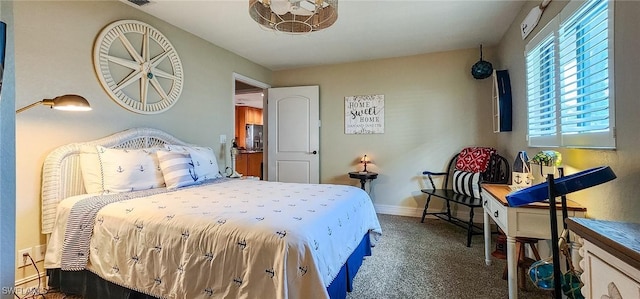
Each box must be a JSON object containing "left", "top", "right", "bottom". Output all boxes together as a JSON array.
[
  {"left": 234, "top": 89, "right": 264, "bottom": 108},
  {"left": 121, "top": 0, "right": 526, "bottom": 71},
  {"left": 234, "top": 80, "right": 264, "bottom": 108}
]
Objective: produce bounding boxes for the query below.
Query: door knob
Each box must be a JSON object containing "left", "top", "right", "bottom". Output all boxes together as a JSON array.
[{"left": 312, "top": 150, "right": 317, "bottom": 155}]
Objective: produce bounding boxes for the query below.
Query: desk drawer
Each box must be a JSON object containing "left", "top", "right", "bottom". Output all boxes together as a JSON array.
[{"left": 485, "top": 195, "right": 507, "bottom": 229}]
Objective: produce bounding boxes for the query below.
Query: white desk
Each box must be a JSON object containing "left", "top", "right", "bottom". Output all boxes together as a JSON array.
[{"left": 481, "top": 184, "right": 586, "bottom": 299}]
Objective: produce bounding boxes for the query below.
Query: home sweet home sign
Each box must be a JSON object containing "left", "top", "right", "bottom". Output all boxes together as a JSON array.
[{"left": 344, "top": 94, "right": 384, "bottom": 134}]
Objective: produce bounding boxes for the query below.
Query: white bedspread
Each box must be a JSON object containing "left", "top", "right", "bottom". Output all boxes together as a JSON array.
[{"left": 45, "top": 179, "right": 382, "bottom": 299}]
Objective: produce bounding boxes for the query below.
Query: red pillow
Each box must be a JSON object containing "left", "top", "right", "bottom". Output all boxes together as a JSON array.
[{"left": 455, "top": 147, "right": 497, "bottom": 173}]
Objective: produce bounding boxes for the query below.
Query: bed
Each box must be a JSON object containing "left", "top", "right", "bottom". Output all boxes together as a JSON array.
[{"left": 42, "top": 127, "right": 382, "bottom": 299}]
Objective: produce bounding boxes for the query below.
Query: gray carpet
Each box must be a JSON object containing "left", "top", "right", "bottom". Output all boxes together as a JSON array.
[{"left": 347, "top": 214, "right": 550, "bottom": 299}]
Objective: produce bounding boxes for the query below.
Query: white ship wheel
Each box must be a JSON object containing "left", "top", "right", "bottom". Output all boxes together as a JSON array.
[{"left": 93, "top": 20, "right": 184, "bottom": 114}]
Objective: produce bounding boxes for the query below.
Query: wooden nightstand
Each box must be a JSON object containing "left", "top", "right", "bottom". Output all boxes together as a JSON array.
[{"left": 348, "top": 171, "right": 378, "bottom": 190}]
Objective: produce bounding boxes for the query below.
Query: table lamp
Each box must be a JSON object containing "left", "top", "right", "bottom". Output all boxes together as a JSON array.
[
  {"left": 229, "top": 139, "right": 242, "bottom": 178},
  {"left": 360, "top": 154, "right": 371, "bottom": 173},
  {"left": 16, "top": 94, "right": 92, "bottom": 113}
]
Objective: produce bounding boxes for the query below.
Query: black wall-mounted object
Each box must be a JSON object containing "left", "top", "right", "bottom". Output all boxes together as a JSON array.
[
  {"left": 0, "top": 21, "right": 6, "bottom": 94},
  {"left": 494, "top": 70, "right": 513, "bottom": 132}
]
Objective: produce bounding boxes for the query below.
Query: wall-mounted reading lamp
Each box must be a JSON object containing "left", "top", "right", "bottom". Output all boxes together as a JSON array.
[{"left": 16, "top": 94, "right": 91, "bottom": 114}]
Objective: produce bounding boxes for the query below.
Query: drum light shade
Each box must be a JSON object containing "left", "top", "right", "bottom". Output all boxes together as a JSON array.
[{"left": 249, "top": 0, "right": 338, "bottom": 34}]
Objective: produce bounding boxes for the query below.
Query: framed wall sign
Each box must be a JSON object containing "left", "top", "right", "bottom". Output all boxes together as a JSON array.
[{"left": 345, "top": 94, "right": 384, "bottom": 134}]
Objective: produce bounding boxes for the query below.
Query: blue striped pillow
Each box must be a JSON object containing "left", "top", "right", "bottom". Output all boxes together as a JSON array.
[
  {"left": 164, "top": 145, "right": 222, "bottom": 182},
  {"left": 156, "top": 150, "right": 198, "bottom": 189}
]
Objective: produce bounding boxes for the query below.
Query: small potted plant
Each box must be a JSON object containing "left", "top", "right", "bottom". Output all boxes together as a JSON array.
[{"left": 530, "top": 150, "right": 562, "bottom": 177}]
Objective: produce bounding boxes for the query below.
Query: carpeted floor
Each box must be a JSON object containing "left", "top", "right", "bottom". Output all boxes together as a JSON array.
[
  {"left": 346, "top": 214, "right": 550, "bottom": 299},
  {"left": 41, "top": 214, "right": 551, "bottom": 299}
]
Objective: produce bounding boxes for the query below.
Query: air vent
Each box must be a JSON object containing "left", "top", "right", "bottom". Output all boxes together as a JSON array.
[{"left": 128, "top": 0, "right": 150, "bottom": 6}]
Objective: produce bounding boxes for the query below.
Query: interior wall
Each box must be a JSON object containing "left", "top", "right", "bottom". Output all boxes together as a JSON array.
[
  {"left": 496, "top": 0, "right": 640, "bottom": 222},
  {"left": 1, "top": 0, "right": 17, "bottom": 292},
  {"left": 13, "top": 1, "right": 271, "bottom": 282},
  {"left": 272, "top": 48, "right": 498, "bottom": 215}
]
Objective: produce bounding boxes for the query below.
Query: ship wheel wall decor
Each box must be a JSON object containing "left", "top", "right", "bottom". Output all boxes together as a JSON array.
[{"left": 93, "top": 20, "right": 184, "bottom": 114}]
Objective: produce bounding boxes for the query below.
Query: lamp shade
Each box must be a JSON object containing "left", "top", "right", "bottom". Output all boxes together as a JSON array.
[
  {"left": 506, "top": 166, "right": 616, "bottom": 206},
  {"left": 249, "top": 0, "right": 338, "bottom": 34},
  {"left": 16, "top": 94, "right": 92, "bottom": 113},
  {"left": 47, "top": 94, "right": 92, "bottom": 111}
]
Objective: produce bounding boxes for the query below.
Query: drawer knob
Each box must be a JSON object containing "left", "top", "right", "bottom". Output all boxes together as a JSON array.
[
  {"left": 494, "top": 211, "right": 499, "bottom": 218},
  {"left": 483, "top": 200, "right": 488, "bottom": 206}
]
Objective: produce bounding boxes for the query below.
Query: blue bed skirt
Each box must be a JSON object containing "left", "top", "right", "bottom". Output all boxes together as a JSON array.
[
  {"left": 327, "top": 233, "right": 372, "bottom": 299},
  {"left": 48, "top": 233, "right": 372, "bottom": 299}
]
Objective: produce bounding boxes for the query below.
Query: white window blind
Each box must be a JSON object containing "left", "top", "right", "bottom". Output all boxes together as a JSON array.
[
  {"left": 525, "top": 0, "right": 615, "bottom": 148},
  {"left": 526, "top": 33, "right": 557, "bottom": 146}
]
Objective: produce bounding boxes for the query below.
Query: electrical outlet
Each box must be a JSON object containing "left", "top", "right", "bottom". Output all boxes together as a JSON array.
[
  {"left": 17, "top": 248, "right": 32, "bottom": 268},
  {"left": 34, "top": 244, "right": 46, "bottom": 262},
  {"left": 220, "top": 134, "right": 227, "bottom": 144}
]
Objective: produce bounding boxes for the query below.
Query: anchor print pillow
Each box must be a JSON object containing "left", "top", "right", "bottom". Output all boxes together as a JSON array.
[
  {"left": 156, "top": 149, "right": 198, "bottom": 189},
  {"left": 96, "top": 146, "right": 165, "bottom": 193},
  {"left": 164, "top": 145, "right": 222, "bottom": 182}
]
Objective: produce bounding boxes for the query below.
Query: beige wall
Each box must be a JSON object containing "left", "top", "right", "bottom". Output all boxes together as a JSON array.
[
  {"left": 273, "top": 49, "right": 498, "bottom": 215},
  {"left": 496, "top": 1, "right": 640, "bottom": 222},
  {"left": 13, "top": 1, "right": 271, "bottom": 281}
]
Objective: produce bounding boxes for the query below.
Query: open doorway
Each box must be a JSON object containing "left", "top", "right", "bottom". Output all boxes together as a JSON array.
[{"left": 232, "top": 74, "right": 269, "bottom": 180}]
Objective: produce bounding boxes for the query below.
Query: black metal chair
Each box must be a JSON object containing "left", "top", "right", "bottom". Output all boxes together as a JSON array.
[{"left": 421, "top": 151, "right": 510, "bottom": 247}]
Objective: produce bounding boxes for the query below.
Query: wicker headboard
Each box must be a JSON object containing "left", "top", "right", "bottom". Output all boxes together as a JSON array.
[{"left": 41, "top": 127, "right": 195, "bottom": 234}]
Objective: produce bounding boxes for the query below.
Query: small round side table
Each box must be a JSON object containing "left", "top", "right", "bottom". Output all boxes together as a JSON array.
[{"left": 348, "top": 171, "right": 378, "bottom": 190}]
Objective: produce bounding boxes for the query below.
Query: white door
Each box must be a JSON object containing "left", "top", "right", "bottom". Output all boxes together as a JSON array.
[{"left": 267, "top": 86, "right": 319, "bottom": 183}]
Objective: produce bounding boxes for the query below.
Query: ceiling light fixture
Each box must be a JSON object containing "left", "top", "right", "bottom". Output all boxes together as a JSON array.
[{"left": 249, "top": 0, "right": 338, "bottom": 34}]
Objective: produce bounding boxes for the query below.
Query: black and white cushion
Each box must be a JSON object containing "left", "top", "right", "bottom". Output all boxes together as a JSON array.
[{"left": 452, "top": 170, "right": 481, "bottom": 198}]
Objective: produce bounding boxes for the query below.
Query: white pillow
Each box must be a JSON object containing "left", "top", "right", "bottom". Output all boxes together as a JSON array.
[
  {"left": 96, "top": 146, "right": 165, "bottom": 193},
  {"left": 79, "top": 145, "right": 104, "bottom": 194},
  {"left": 164, "top": 145, "right": 222, "bottom": 182},
  {"left": 156, "top": 150, "right": 198, "bottom": 189}
]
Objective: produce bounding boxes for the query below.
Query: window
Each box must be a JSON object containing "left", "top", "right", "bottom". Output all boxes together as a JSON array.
[{"left": 525, "top": 0, "right": 615, "bottom": 148}]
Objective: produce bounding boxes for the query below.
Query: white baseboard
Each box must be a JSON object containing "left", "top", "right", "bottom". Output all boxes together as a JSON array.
[
  {"left": 13, "top": 272, "right": 47, "bottom": 296},
  {"left": 373, "top": 203, "right": 485, "bottom": 223},
  {"left": 15, "top": 272, "right": 44, "bottom": 287},
  {"left": 373, "top": 204, "right": 423, "bottom": 217}
]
